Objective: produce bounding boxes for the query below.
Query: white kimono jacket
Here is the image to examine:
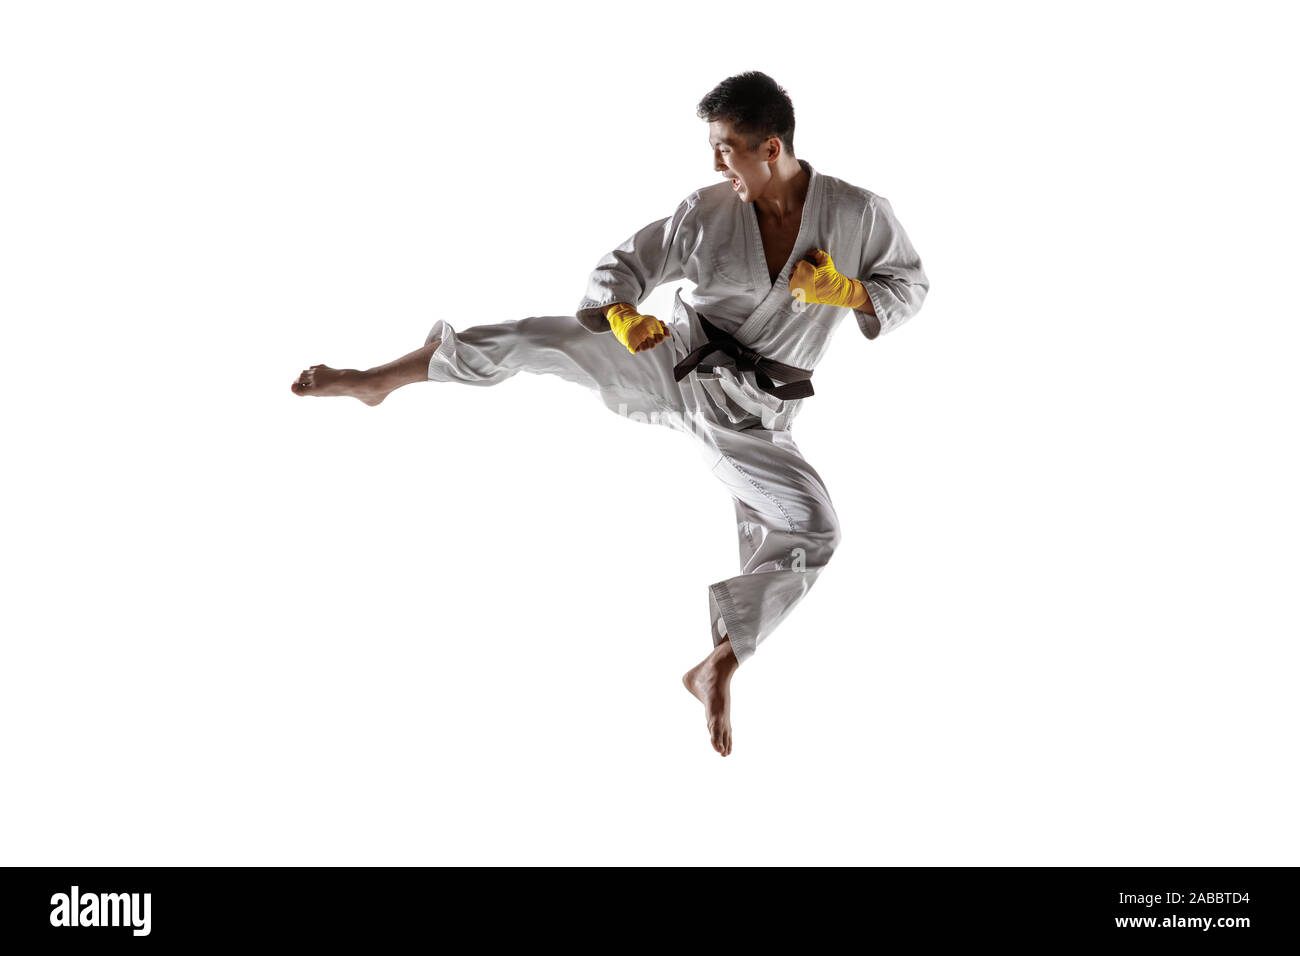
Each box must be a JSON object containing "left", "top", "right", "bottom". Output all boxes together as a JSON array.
[{"left": 576, "top": 158, "right": 929, "bottom": 378}]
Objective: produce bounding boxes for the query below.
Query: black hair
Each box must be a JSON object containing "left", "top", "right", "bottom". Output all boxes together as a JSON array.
[{"left": 696, "top": 71, "right": 796, "bottom": 157}]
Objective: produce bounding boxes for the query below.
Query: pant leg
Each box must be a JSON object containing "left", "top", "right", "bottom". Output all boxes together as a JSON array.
[
  {"left": 424, "top": 314, "right": 691, "bottom": 425},
  {"left": 701, "top": 424, "right": 842, "bottom": 665}
]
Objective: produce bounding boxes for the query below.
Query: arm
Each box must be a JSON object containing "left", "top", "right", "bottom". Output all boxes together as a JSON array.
[
  {"left": 852, "top": 195, "right": 929, "bottom": 340},
  {"left": 575, "top": 196, "right": 696, "bottom": 333}
]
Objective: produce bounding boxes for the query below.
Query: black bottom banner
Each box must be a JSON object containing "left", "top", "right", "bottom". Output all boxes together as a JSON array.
[{"left": 0, "top": 866, "right": 1293, "bottom": 946}]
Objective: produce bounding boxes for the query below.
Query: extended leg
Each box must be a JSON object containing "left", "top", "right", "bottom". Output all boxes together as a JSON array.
[
  {"left": 291, "top": 338, "right": 443, "bottom": 405},
  {"left": 294, "top": 312, "right": 690, "bottom": 425}
]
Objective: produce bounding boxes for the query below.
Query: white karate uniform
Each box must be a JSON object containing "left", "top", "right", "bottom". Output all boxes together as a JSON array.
[{"left": 423, "top": 158, "right": 928, "bottom": 664}]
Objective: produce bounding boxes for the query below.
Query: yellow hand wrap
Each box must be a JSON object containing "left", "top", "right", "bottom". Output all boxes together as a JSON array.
[
  {"left": 605, "top": 302, "right": 670, "bottom": 354},
  {"left": 789, "top": 249, "right": 868, "bottom": 308}
]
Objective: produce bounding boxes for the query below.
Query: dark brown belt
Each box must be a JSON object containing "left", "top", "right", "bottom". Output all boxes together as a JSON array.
[{"left": 672, "top": 311, "right": 814, "bottom": 401}]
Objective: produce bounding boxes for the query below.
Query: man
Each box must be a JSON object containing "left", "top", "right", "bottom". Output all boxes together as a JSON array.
[{"left": 291, "top": 71, "right": 929, "bottom": 757}]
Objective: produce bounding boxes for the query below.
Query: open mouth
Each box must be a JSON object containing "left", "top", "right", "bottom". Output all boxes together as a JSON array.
[{"left": 731, "top": 178, "right": 741, "bottom": 191}]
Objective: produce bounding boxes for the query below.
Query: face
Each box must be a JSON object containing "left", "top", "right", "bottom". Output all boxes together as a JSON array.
[{"left": 709, "top": 119, "right": 776, "bottom": 202}]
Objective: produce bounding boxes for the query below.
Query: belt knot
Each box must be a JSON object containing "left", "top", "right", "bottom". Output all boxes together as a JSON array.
[{"left": 672, "top": 312, "right": 814, "bottom": 401}]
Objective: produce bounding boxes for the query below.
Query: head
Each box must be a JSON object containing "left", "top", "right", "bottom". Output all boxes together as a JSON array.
[{"left": 697, "top": 71, "right": 797, "bottom": 201}]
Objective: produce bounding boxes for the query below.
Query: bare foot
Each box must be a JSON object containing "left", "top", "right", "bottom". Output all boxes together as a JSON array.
[
  {"left": 682, "top": 637, "right": 740, "bottom": 756},
  {"left": 291, "top": 365, "right": 392, "bottom": 406}
]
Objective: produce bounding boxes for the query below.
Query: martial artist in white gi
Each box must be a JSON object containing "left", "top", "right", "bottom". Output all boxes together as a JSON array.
[{"left": 292, "top": 72, "right": 928, "bottom": 756}]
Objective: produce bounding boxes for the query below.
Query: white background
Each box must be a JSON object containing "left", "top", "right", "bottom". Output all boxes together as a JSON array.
[{"left": 2, "top": 0, "right": 1296, "bottom": 865}]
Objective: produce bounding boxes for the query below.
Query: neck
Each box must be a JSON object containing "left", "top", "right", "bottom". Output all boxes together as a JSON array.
[{"left": 752, "top": 158, "right": 808, "bottom": 223}]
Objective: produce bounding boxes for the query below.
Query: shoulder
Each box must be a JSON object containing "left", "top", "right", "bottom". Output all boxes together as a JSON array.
[
  {"left": 684, "top": 179, "right": 735, "bottom": 214},
  {"left": 656, "top": 180, "right": 737, "bottom": 233},
  {"left": 814, "top": 169, "right": 884, "bottom": 219}
]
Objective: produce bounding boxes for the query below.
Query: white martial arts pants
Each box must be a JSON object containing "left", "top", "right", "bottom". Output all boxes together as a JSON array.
[{"left": 422, "top": 306, "right": 841, "bottom": 665}]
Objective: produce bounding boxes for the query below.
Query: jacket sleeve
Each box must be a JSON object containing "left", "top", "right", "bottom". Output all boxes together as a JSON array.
[
  {"left": 852, "top": 194, "right": 929, "bottom": 340},
  {"left": 575, "top": 195, "right": 697, "bottom": 333}
]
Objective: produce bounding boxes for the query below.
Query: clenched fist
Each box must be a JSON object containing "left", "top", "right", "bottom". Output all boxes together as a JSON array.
[
  {"left": 604, "top": 302, "right": 671, "bottom": 354},
  {"left": 789, "top": 249, "right": 868, "bottom": 309}
]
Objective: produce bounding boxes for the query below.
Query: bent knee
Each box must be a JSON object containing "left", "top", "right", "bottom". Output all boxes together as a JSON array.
[
  {"left": 791, "top": 519, "right": 841, "bottom": 569},
  {"left": 812, "top": 508, "right": 842, "bottom": 554},
  {"left": 822, "top": 526, "right": 843, "bottom": 564},
  {"left": 825, "top": 520, "right": 843, "bottom": 556}
]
